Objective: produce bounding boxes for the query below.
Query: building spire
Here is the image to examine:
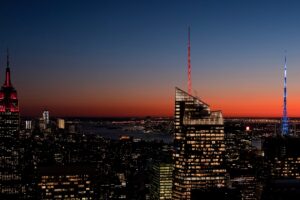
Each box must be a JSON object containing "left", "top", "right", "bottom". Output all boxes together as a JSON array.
[
  {"left": 6, "top": 48, "right": 9, "bottom": 68},
  {"left": 188, "top": 26, "right": 192, "bottom": 95},
  {"left": 4, "top": 48, "right": 12, "bottom": 87},
  {"left": 282, "top": 54, "right": 288, "bottom": 135}
]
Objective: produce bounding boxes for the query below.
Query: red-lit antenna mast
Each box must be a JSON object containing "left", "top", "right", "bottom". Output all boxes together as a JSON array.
[{"left": 188, "top": 27, "right": 192, "bottom": 95}]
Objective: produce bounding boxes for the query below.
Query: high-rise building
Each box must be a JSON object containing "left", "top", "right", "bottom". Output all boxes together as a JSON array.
[
  {"left": 57, "top": 118, "right": 65, "bottom": 129},
  {"left": 43, "top": 110, "right": 49, "bottom": 125},
  {"left": 172, "top": 88, "right": 226, "bottom": 200},
  {"left": 0, "top": 51, "right": 21, "bottom": 198},
  {"left": 40, "top": 110, "right": 50, "bottom": 132},
  {"left": 25, "top": 120, "right": 32, "bottom": 130},
  {"left": 150, "top": 162, "right": 173, "bottom": 200}
]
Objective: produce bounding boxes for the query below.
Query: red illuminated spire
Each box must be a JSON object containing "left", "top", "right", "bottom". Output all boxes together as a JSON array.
[
  {"left": 0, "top": 48, "right": 19, "bottom": 113},
  {"left": 4, "top": 48, "right": 12, "bottom": 87},
  {"left": 188, "top": 26, "right": 192, "bottom": 95}
]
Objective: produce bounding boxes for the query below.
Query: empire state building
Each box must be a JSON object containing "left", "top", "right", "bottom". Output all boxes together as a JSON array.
[{"left": 0, "top": 51, "right": 21, "bottom": 198}]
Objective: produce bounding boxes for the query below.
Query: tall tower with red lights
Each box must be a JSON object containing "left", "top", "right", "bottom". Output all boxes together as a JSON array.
[
  {"left": 188, "top": 26, "right": 192, "bottom": 95},
  {"left": 0, "top": 50, "right": 19, "bottom": 113},
  {"left": 0, "top": 50, "right": 21, "bottom": 198}
]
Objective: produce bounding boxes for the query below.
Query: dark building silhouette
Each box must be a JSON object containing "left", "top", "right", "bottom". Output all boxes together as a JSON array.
[
  {"left": 263, "top": 136, "right": 300, "bottom": 179},
  {"left": 261, "top": 179, "right": 300, "bottom": 200},
  {"left": 262, "top": 136, "right": 300, "bottom": 199},
  {"left": 191, "top": 188, "right": 241, "bottom": 200},
  {"left": 172, "top": 88, "right": 226, "bottom": 200},
  {"left": 0, "top": 52, "right": 21, "bottom": 198}
]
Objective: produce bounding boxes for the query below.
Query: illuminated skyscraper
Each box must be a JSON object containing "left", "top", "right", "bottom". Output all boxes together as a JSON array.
[
  {"left": 172, "top": 88, "right": 226, "bottom": 200},
  {"left": 43, "top": 110, "right": 49, "bottom": 125},
  {"left": 150, "top": 162, "right": 173, "bottom": 200},
  {"left": 57, "top": 118, "right": 65, "bottom": 129},
  {"left": 25, "top": 120, "right": 32, "bottom": 130},
  {"left": 0, "top": 50, "right": 21, "bottom": 198}
]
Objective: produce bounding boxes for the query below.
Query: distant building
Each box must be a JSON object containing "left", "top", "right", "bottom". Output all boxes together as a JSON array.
[
  {"left": 230, "top": 177, "right": 258, "bottom": 200},
  {"left": 68, "top": 124, "right": 76, "bottom": 134},
  {"left": 262, "top": 136, "right": 300, "bottom": 199},
  {"left": 37, "top": 165, "right": 95, "bottom": 199},
  {"left": 172, "top": 88, "right": 226, "bottom": 200},
  {"left": 191, "top": 188, "right": 241, "bottom": 200},
  {"left": 0, "top": 52, "right": 22, "bottom": 198},
  {"left": 263, "top": 136, "right": 300, "bottom": 179},
  {"left": 150, "top": 162, "right": 173, "bottom": 200},
  {"left": 43, "top": 110, "right": 49, "bottom": 125},
  {"left": 225, "top": 123, "right": 262, "bottom": 200},
  {"left": 261, "top": 179, "right": 300, "bottom": 200},
  {"left": 39, "top": 118, "right": 46, "bottom": 130},
  {"left": 57, "top": 118, "right": 65, "bottom": 129},
  {"left": 25, "top": 120, "right": 32, "bottom": 130}
]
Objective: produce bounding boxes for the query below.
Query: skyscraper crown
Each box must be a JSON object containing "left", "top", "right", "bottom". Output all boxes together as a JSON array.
[{"left": 0, "top": 50, "right": 19, "bottom": 112}]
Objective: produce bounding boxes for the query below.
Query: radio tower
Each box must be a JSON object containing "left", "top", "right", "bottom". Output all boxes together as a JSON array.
[
  {"left": 188, "top": 27, "right": 192, "bottom": 95},
  {"left": 282, "top": 55, "right": 289, "bottom": 135}
]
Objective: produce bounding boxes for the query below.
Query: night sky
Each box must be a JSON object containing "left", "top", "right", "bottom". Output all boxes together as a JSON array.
[{"left": 1, "top": 0, "right": 300, "bottom": 117}]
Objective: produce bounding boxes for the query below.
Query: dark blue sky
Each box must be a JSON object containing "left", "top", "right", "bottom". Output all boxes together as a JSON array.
[{"left": 1, "top": 0, "right": 300, "bottom": 116}]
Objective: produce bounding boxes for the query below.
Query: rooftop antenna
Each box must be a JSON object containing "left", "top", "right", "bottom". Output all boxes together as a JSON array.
[
  {"left": 4, "top": 48, "right": 11, "bottom": 86},
  {"left": 6, "top": 48, "right": 9, "bottom": 68},
  {"left": 188, "top": 26, "right": 192, "bottom": 95},
  {"left": 282, "top": 51, "right": 289, "bottom": 135}
]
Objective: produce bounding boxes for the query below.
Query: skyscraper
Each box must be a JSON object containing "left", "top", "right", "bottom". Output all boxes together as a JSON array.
[
  {"left": 0, "top": 50, "right": 21, "bottom": 198},
  {"left": 150, "top": 162, "right": 173, "bottom": 200},
  {"left": 172, "top": 88, "right": 226, "bottom": 200},
  {"left": 57, "top": 118, "right": 65, "bottom": 129},
  {"left": 282, "top": 56, "right": 288, "bottom": 135},
  {"left": 43, "top": 110, "right": 49, "bottom": 125}
]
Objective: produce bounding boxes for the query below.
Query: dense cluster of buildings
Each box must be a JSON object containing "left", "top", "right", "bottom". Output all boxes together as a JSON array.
[{"left": 2, "top": 52, "right": 300, "bottom": 200}]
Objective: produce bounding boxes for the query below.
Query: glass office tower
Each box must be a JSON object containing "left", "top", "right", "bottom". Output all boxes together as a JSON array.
[{"left": 172, "top": 88, "right": 226, "bottom": 200}]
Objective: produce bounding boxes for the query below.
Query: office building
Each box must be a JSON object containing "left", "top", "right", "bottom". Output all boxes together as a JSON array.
[
  {"left": 263, "top": 137, "right": 300, "bottom": 179},
  {"left": 172, "top": 88, "right": 226, "bottom": 199},
  {"left": 57, "top": 118, "right": 65, "bottom": 129},
  {"left": 150, "top": 162, "right": 173, "bottom": 200},
  {"left": 25, "top": 120, "right": 32, "bottom": 130},
  {"left": 37, "top": 165, "right": 95, "bottom": 199},
  {"left": 43, "top": 110, "right": 49, "bottom": 125}
]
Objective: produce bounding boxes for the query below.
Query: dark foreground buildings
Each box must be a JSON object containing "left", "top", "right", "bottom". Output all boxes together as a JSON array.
[
  {"left": 2, "top": 53, "right": 300, "bottom": 199},
  {"left": 262, "top": 136, "right": 300, "bottom": 200},
  {"left": 172, "top": 88, "right": 226, "bottom": 199}
]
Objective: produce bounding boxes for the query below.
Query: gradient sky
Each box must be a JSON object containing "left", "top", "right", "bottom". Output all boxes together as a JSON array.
[{"left": 1, "top": 0, "right": 300, "bottom": 117}]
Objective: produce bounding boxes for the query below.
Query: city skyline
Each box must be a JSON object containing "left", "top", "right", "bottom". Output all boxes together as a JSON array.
[{"left": 2, "top": 0, "right": 300, "bottom": 117}]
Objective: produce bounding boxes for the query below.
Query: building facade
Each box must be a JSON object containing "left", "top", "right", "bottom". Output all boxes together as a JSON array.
[
  {"left": 172, "top": 88, "right": 226, "bottom": 199},
  {"left": 0, "top": 55, "right": 21, "bottom": 198},
  {"left": 263, "top": 137, "right": 300, "bottom": 179},
  {"left": 150, "top": 162, "right": 173, "bottom": 200},
  {"left": 37, "top": 165, "right": 95, "bottom": 200}
]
